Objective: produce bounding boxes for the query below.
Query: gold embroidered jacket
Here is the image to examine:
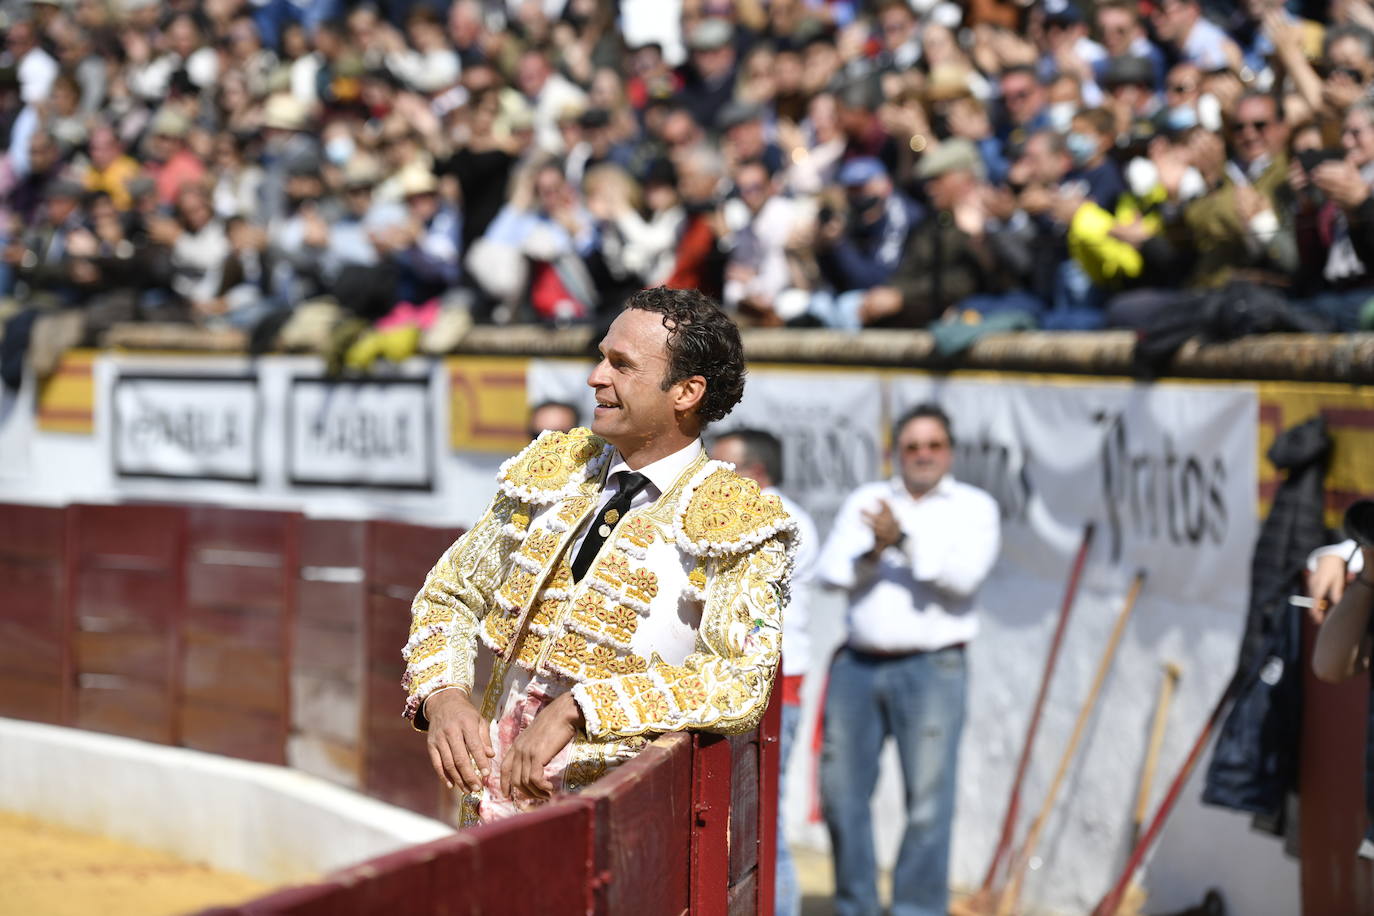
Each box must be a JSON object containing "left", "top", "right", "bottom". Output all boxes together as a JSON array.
[{"left": 402, "top": 428, "right": 797, "bottom": 742}]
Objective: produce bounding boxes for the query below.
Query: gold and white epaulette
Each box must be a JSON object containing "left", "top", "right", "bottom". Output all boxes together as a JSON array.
[
  {"left": 673, "top": 461, "right": 797, "bottom": 559},
  {"left": 496, "top": 427, "right": 615, "bottom": 505}
]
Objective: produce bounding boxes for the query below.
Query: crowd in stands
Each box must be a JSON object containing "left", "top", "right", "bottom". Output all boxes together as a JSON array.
[{"left": 3, "top": 0, "right": 1374, "bottom": 369}]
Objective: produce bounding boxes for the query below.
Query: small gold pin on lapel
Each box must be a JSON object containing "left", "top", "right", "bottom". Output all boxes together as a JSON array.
[{"left": 604, "top": 508, "right": 620, "bottom": 525}]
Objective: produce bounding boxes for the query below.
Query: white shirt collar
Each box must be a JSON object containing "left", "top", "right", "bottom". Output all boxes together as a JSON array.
[
  {"left": 606, "top": 439, "right": 704, "bottom": 496},
  {"left": 889, "top": 472, "right": 956, "bottom": 502}
]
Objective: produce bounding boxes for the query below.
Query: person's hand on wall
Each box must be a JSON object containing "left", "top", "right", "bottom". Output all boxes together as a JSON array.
[{"left": 425, "top": 688, "right": 496, "bottom": 793}]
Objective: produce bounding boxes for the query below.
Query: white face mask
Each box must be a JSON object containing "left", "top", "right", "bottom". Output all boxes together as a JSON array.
[
  {"left": 1125, "top": 157, "right": 1208, "bottom": 202},
  {"left": 325, "top": 136, "right": 355, "bottom": 166},
  {"left": 1046, "top": 101, "right": 1079, "bottom": 133},
  {"left": 1178, "top": 165, "right": 1206, "bottom": 202}
]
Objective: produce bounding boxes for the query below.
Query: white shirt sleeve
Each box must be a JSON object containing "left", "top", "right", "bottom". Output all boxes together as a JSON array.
[
  {"left": 1307, "top": 539, "right": 1363, "bottom": 575},
  {"left": 903, "top": 490, "right": 1001, "bottom": 600},
  {"left": 817, "top": 488, "right": 879, "bottom": 591}
]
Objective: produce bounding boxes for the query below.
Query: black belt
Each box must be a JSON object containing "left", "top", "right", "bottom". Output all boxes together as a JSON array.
[{"left": 846, "top": 642, "right": 966, "bottom": 660}]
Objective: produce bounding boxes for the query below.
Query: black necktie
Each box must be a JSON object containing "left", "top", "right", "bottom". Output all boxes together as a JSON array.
[{"left": 572, "top": 471, "right": 650, "bottom": 582}]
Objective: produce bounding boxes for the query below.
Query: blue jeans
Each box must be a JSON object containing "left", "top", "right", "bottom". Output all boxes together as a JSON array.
[
  {"left": 821, "top": 646, "right": 967, "bottom": 916},
  {"left": 776, "top": 701, "right": 802, "bottom": 916}
]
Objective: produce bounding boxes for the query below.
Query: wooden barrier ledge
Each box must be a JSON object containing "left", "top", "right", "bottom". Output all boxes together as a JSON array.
[{"left": 99, "top": 322, "right": 1374, "bottom": 384}]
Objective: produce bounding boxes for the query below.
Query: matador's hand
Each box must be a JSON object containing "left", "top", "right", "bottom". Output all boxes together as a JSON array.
[
  {"left": 425, "top": 688, "right": 495, "bottom": 793},
  {"left": 501, "top": 691, "right": 583, "bottom": 801}
]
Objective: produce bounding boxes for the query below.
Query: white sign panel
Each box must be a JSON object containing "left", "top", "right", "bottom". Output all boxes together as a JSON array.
[
  {"left": 112, "top": 374, "right": 259, "bottom": 481},
  {"left": 288, "top": 378, "right": 433, "bottom": 489}
]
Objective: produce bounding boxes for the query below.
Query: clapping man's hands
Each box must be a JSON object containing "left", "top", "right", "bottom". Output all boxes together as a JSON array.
[{"left": 862, "top": 500, "right": 904, "bottom": 560}]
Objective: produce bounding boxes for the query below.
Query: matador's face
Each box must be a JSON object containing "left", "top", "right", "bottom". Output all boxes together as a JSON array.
[{"left": 587, "top": 309, "right": 681, "bottom": 453}]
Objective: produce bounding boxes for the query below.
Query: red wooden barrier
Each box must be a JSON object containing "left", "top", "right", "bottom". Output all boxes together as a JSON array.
[
  {"left": 180, "top": 506, "right": 297, "bottom": 765},
  {"left": 0, "top": 503, "right": 67, "bottom": 722},
  {"left": 363, "top": 519, "right": 464, "bottom": 820},
  {"left": 1300, "top": 616, "right": 1374, "bottom": 913},
  {"left": 67, "top": 503, "right": 185, "bottom": 744}
]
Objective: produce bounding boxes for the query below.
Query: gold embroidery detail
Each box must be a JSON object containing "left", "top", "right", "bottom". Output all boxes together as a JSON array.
[
  {"left": 622, "top": 516, "right": 657, "bottom": 547},
  {"left": 558, "top": 496, "right": 594, "bottom": 525},
  {"left": 510, "top": 506, "right": 531, "bottom": 532},
  {"left": 583, "top": 683, "right": 630, "bottom": 732},
  {"left": 499, "top": 569, "right": 538, "bottom": 607},
  {"left": 532, "top": 597, "right": 566, "bottom": 628},
  {"left": 595, "top": 553, "right": 629, "bottom": 585},
  {"left": 546, "top": 631, "right": 648, "bottom": 680},
  {"left": 517, "top": 631, "right": 545, "bottom": 668},
  {"left": 624, "top": 568, "right": 659, "bottom": 604},
  {"left": 688, "top": 562, "right": 707, "bottom": 591},
  {"left": 681, "top": 468, "right": 788, "bottom": 547},
  {"left": 520, "top": 529, "right": 560, "bottom": 565},
  {"left": 547, "top": 558, "right": 573, "bottom": 591}
]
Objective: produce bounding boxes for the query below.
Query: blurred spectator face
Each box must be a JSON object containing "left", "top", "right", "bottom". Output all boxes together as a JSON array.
[
  {"left": 921, "top": 23, "right": 959, "bottom": 69},
  {"left": 1152, "top": 0, "right": 1198, "bottom": 45},
  {"left": 46, "top": 190, "right": 81, "bottom": 226},
  {"left": 879, "top": 3, "right": 918, "bottom": 55},
  {"left": 1068, "top": 112, "right": 1111, "bottom": 166},
  {"left": 927, "top": 166, "right": 976, "bottom": 212},
  {"left": 677, "top": 148, "right": 723, "bottom": 204},
  {"left": 692, "top": 40, "right": 736, "bottom": 83},
  {"left": 775, "top": 50, "right": 804, "bottom": 97},
  {"left": 1231, "top": 95, "right": 1284, "bottom": 166},
  {"left": 809, "top": 93, "right": 841, "bottom": 143},
  {"left": 740, "top": 48, "right": 776, "bottom": 104},
  {"left": 406, "top": 189, "right": 439, "bottom": 224},
  {"left": 1342, "top": 105, "right": 1374, "bottom": 167},
  {"left": 448, "top": 0, "right": 482, "bottom": 48},
  {"left": 51, "top": 76, "right": 80, "bottom": 117},
  {"left": 463, "top": 61, "right": 500, "bottom": 94},
  {"left": 631, "top": 45, "right": 667, "bottom": 79},
  {"left": 227, "top": 18, "right": 262, "bottom": 61},
  {"left": 733, "top": 161, "right": 772, "bottom": 214},
  {"left": 1000, "top": 70, "right": 1046, "bottom": 127},
  {"left": 344, "top": 180, "right": 373, "bottom": 217},
  {"left": 517, "top": 51, "right": 552, "bottom": 98},
  {"left": 804, "top": 42, "right": 840, "bottom": 94},
  {"left": 407, "top": 11, "right": 446, "bottom": 53},
  {"left": 348, "top": 6, "right": 378, "bottom": 49},
  {"left": 29, "top": 134, "right": 58, "bottom": 174},
  {"left": 1327, "top": 35, "right": 1374, "bottom": 87},
  {"left": 177, "top": 187, "right": 213, "bottom": 231},
  {"left": 848, "top": 174, "right": 892, "bottom": 224},
  {"left": 591, "top": 69, "right": 625, "bottom": 112},
  {"left": 166, "top": 14, "right": 200, "bottom": 59},
  {"left": 662, "top": 109, "right": 704, "bottom": 154},
  {"left": 1165, "top": 63, "right": 1202, "bottom": 108},
  {"left": 558, "top": 114, "right": 583, "bottom": 150},
  {"left": 1096, "top": 4, "right": 1139, "bottom": 57},
  {"left": 725, "top": 116, "right": 766, "bottom": 161},
  {"left": 534, "top": 165, "right": 568, "bottom": 214},
  {"left": 89, "top": 127, "right": 122, "bottom": 170},
  {"left": 281, "top": 22, "right": 309, "bottom": 60},
  {"left": 1017, "top": 132, "right": 1072, "bottom": 185},
  {"left": 7, "top": 22, "right": 36, "bottom": 59},
  {"left": 213, "top": 132, "right": 241, "bottom": 171},
  {"left": 527, "top": 403, "right": 578, "bottom": 438}
]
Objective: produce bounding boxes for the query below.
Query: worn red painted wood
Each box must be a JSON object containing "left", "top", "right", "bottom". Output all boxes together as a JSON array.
[
  {"left": 582, "top": 733, "right": 694, "bottom": 915},
  {"left": 67, "top": 503, "right": 184, "bottom": 743},
  {"left": 691, "top": 732, "right": 734, "bottom": 916},
  {"left": 728, "top": 729, "right": 760, "bottom": 887},
  {"left": 0, "top": 503, "right": 67, "bottom": 722},
  {"left": 1300, "top": 616, "right": 1374, "bottom": 914},
  {"left": 180, "top": 507, "right": 297, "bottom": 765},
  {"left": 362, "top": 520, "right": 463, "bottom": 818}
]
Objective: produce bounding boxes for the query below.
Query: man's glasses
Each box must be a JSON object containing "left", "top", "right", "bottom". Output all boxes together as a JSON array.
[
  {"left": 901, "top": 441, "right": 949, "bottom": 454},
  {"left": 1166, "top": 82, "right": 1196, "bottom": 95}
]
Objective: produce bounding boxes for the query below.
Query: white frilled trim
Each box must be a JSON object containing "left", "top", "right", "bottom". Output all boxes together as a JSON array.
[
  {"left": 588, "top": 576, "right": 651, "bottom": 616},
  {"left": 614, "top": 538, "right": 648, "bottom": 561},
  {"left": 401, "top": 622, "right": 447, "bottom": 656},
  {"left": 511, "top": 553, "right": 543, "bottom": 574},
  {"left": 540, "top": 586, "right": 572, "bottom": 602},
  {"left": 681, "top": 575, "right": 709, "bottom": 603},
  {"left": 496, "top": 432, "right": 614, "bottom": 506},
  {"left": 672, "top": 461, "right": 800, "bottom": 558},
  {"left": 649, "top": 669, "right": 684, "bottom": 719},
  {"left": 501, "top": 522, "right": 529, "bottom": 541},
  {"left": 570, "top": 682, "right": 605, "bottom": 736},
  {"left": 477, "top": 620, "right": 505, "bottom": 655},
  {"left": 567, "top": 617, "right": 633, "bottom": 652}
]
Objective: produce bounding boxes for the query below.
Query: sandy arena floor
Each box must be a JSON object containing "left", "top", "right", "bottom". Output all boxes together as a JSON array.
[{"left": 0, "top": 811, "right": 269, "bottom": 916}]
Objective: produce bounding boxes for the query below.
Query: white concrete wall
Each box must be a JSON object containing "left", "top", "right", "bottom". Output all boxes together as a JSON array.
[{"left": 0, "top": 719, "right": 454, "bottom": 884}]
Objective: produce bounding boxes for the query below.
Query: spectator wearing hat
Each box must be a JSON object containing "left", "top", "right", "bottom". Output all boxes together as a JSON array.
[
  {"left": 809, "top": 156, "right": 924, "bottom": 329},
  {"left": 388, "top": 164, "right": 461, "bottom": 306},
  {"left": 675, "top": 17, "right": 738, "bottom": 131},
  {"left": 719, "top": 101, "right": 784, "bottom": 176},
  {"left": 1100, "top": 56, "right": 1163, "bottom": 142},
  {"left": 1093, "top": 1, "right": 1167, "bottom": 91},
  {"left": 164, "top": 183, "right": 231, "bottom": 323},
  {"left": 861, "top": 139, "right": 1034, "bottom": 328},
  {"left": 143, "top": 109, "right": 207, "bottom": 207}
]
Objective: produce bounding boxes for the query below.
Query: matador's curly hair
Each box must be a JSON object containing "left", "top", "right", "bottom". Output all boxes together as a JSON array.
[{"left": 625, "top": 286, "right": 746, "bottom": 425}]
